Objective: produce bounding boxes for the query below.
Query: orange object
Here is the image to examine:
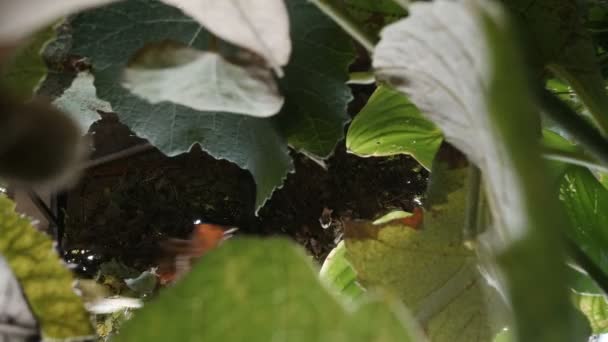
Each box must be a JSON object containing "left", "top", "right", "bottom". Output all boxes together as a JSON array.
[
  {"left": 400, "top": 207, "right": 424, "bottom": 230},
  {"left": 157, "top": 223, "right": 235, "bottom": 285}
]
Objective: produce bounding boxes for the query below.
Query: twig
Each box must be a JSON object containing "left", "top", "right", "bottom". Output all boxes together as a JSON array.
[
  {"left": 84, "top": 143, "right": 155, "bottom": 169},
  {"left": 347, "top": 71, "right": 375, "bottom": 85},
  {"left": 464, "top": 164, "right": 481, "bottom": 243},
  {"left": 542, "top": 146, "right": 608, "bottom": 173}
]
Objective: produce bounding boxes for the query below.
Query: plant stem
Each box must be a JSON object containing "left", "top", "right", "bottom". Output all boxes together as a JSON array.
[
  {"left": 347, "top": 71, "right": 375, "bottom": 85},
  {"left": 538, "top": 88, "right": 608, "bottom": 168},
  {"left": 308, "top": 0, "right": 377, "bottom": 52},
  {"left": 542, "top": 146, "right": 608, "bottom": 173},
  {"left": 566, "top": 238, "right": 608, "bottom": 296}
]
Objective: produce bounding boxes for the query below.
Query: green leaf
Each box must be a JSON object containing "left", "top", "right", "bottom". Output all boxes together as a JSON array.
[
  {"left": 573, "top": 292, "right": 608, "bottom": 334},
  {"left": 276, "top": 0, "right": 355, "bottom": 157},
  {"left": 115, "top": 238, "right": 425, "bottom": 341},
  {"left": 373, "top": 0, "right": 590, "bottom": 340},
  {"left": 319, "top": 241, "right": 365, "bottom": 303},
  {"left": 123, "top": 42, "right": 283, "bottom": 117},
  {"left": 336, "top": 0, "right": 407, "bottom": 37},
  {"left": 68, "top": 0, "right": 354, "bottom": 211},
  {"left": 0, "top": 25, "right": 55, "bottom": 99},
  {"left": 344, "top": 163, "right": 502, "bottom": 342},
  {"left": 560, "top": 167, "right": 608, "bottom": 274},
  {"left": 346, "top": 86, "right": 442, "bottom": 170},
  {"left": 505, "top": 0, "right": 608, "bottom": 134},
  {"left": 52, "top": 71, "right": 107, "bottom": 133},
  {"left": 0, "top": 195, "right": 93, "bottom": 339}
]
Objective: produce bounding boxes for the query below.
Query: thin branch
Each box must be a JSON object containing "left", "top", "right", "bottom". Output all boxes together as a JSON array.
[
  {"left": 464, "top": 164, "right": 481, "bottom": 243},
  {"left": 538, "top": 89, "right": 608, "bottom": 168},
  {"left": 347, "top": 71, "right": 375, "bottom": 85},
  {"left": 308, "top": 0, "right": 377, "bottom": 52},
  {"left": 84, "top": 143, "right": 154, "bottom": 169}
]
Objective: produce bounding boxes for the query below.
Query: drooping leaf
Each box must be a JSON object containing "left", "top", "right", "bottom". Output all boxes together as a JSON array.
[
  {"left": 123, "top": 42, "right": 283, "bottom": 117},
  {"left": 0, "top": 25, "right": 55, "bottom": 99},
  {"left": 0, "top": 195, "right": 93, "bottom": 339},
  {"left": 52, "top": 71, "right": 108, "bottom": 133},
  {"left": 161, "top": 0, "right": 291, "bottom": 73},
  {"left": 345, "top": 162, "right": 502, "bottom": 342},
  {"left": 374, "top": 0, "right": 590, "bottom": 340},
  {"left": 0, "top": 256, "right": 40, "bottom": 342},
  {"left": 560, "top": 167, "right": 608, "bottom": 274},
  {"left": 115, "top": 238, "right": 425, "bottom": 342},
  {"left": 346, "top": 86, "right": 442, "bottom": 170},
  {"left": 505, "top": 0, "right": 608, "bottom": 134},
  {"left": 319, "top": 241, "right": 365, "bottom": 303}
]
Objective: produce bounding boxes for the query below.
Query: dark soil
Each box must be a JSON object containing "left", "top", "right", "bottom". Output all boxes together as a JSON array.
[{"left": 63, "top": 84, "right": 429, "bottom": 274}]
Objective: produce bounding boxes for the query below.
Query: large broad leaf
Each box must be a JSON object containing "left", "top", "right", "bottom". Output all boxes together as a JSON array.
[
  {"left": 344, "top": 162, "right": 502, "bottom": 342},
  {"left": 123, "top": 43, "right": 283, "bottom": 117},
  {"left": 373, "top": 1, "right": 590, "bottom": 341},
  {"left": 560, "top": 167, "right": 608, "bottom": 274},
  {"left": 505, "top": 0, "right": 608, "bottom": 134},
  {"left": 346, "top": 86, "right": 442, "bottom": 170},
  {"left": 0, "top": 256, "right": 40, "bottom": 342},
  {"left": 114, "top": 238, "right": 425, "bottom": 341},
  {"left": 161, "top": 0, "right": 291, "bottom": 73},
  {"left": 0, "top": 195, "right": 93, "bottom": 339},
  {"left": 67, "top": 0, "right": 353, "bottom": 211},
  {"left": 52, "top": 71, "right": 108, "bottom": 133}
]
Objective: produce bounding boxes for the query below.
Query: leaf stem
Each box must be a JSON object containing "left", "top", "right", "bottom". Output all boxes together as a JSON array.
[
  {"left": 308, "top": 0, "right": 377, "bottom": 52},
  {"left": 542, "top": 146, "right": 608, "bottom": 173},
  {"left": 538, "top": 89, "right": 608, "bottom": 168},
  {"left": 464, "top": 164, "right": 482, "bottom": 244}
]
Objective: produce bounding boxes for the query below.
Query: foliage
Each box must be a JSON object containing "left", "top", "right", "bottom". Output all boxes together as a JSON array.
[
  {"left": 3, "top": 0, "right": 608, "bottom": 341},
  {"left": 0, "top": 195, "right": 93, "bottom": 339}
]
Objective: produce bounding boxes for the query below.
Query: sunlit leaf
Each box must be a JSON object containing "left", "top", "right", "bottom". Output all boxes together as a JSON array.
[
  {"left": 346, "top": 86, "right": 442, "bottom": 170},
  {"left": 319, "top": 241, "right": 365, "bottom": 303},
  {"left": 115, "top": 238, "right": 425, "bottom": 341},
  {"left": 573, "top": 292, "right": 608, "bottom": 334},
  {"left": 345, "top": 162, "right": 503, "bottom": 342},
  {"left": 123, "top": 42, "right": 283, "bottom": 117},
  {"left": 373, "top": 0, "right": 590, "bottom": 340},
  {"left": 0, "top": 195, "right": 93, "bottom": 339}
]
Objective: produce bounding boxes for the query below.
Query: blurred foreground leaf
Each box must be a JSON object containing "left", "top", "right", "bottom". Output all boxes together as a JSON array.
[{"left": 0, "top": 195, "right": 93, "bottom": 339}]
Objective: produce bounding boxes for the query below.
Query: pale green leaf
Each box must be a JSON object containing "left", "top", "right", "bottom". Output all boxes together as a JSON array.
[
  {"left": 319, "top": 241, "right": 365, "bottom": 303},
  {"left": 123, "top": 43, "right": 283, "bottom": 117},
  {"left": 346, "top": 86, "right": 442, "bottom": 170},
  {"left": 345, "top": 163, "right": 502, "bottom": 342},
  {"left": 115, "top": 238, "right": 425, "bottom": 341},
  {"left": 0, "top": 195, "right": 93, "bottom": 339},
  {"left": 573, "top": 293, "right": 608, "bottom": 334}
]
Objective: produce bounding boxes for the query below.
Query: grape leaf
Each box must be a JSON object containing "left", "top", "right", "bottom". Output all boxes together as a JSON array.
[
  {"left": 346, "top": 86, "right": 442, "bottom": 170},
  {"left": 52, "top": 71, "right": 107, "bottom": 133},
  {"left": 373, "top": 0, "right": 590, "bottom": 340},
  {"left": 0, "top": 195, "right": 93, "bottom": 339},
  {"left": 573, "top": 292, "right": 608, "bottom": 334},
  {"left": 344, "top": 162, "right": 502, "bottom": 342},
  {"left": 161, "top": 0, "right": 291, "bottom": 73},
  {"left": 123, "top": 43, "right": 283, "bottom": 117},
  {"left": 115, "top": 238, "right": 425, "bottom": 342}
]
